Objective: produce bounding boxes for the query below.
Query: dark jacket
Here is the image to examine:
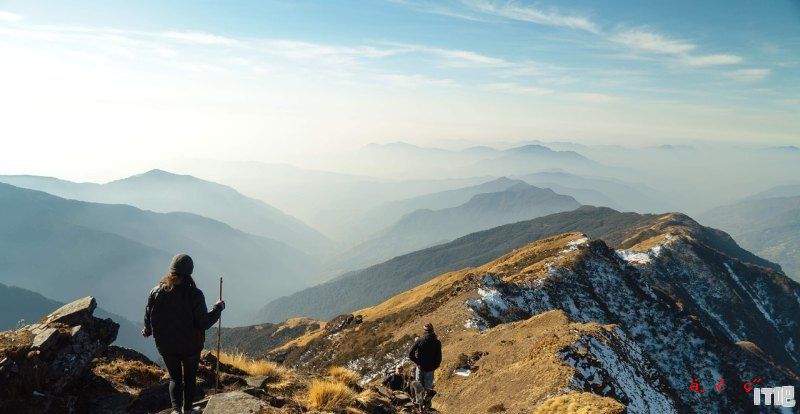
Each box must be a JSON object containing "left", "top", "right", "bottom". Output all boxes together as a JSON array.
[
  {"left": 144, "top": 281, "right": 221, "bottom": 357},
  {"left": 408, "top": 332, "right": 442, "bottom": 372},
  {"left": 382, "top": 373, "right": 405, "bottom": 391}
]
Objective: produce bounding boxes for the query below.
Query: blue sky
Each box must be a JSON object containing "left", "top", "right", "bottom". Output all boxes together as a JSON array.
[{"left": 0, "top": 0, "right": 798, "bottom": 179}]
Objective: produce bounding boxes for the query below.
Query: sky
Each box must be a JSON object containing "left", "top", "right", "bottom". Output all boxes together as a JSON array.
[{"left": 0, "top": 0, "right": 798, "bottom": 180}]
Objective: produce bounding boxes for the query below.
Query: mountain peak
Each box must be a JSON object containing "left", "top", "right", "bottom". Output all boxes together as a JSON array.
[
  {"left": 124, "top": 168, "right": 193, "bottom": 181},
  {"left": 505, "top": 144, "right": 552, "bottom": 153},
  {"left": 461, "top": 145, "right": 497, "bottom": 153}
]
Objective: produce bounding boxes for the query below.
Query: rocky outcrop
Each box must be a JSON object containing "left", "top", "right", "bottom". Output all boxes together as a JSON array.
[
  {"left": 326, "top": 313, "right": 363, "bottom": 334},
  {"left": 466, "top": 233, "right": 800, "bottom": 412},
  {"left": 203, "top": 390, "right": 267, "bottom": 414},
  {"left": 0, "top": 296, "right": 119, "bottom": 413}
]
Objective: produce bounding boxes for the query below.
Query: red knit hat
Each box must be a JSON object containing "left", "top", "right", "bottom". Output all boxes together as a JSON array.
[{"left": 423, "top": 322, "right": 434, "bottom": 332}]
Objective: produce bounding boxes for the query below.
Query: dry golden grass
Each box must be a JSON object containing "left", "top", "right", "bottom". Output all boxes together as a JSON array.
[
  {"left": 92, "top": 359, "right": 164, "bottom": 388},
  {"left": 217, "top": 351, "right": 287, "bottom": 378},
  {"left": 0, "top": 329, "right": 33, "bottom": 352},
  {"left": 327, "top": 366, "right": 361, "bottom": 387},
  {"left": 353, "top": 389, "right": 388, "bottom": 412},
  {"left": 305, "top": 379, "right": 357, "bottom": 411},
  {"left": 532, "top": 392, "right": 625, "bottom": 414},
  {"left": 273, "top": 328, "right": 326, "bottom": 352},
  {"left": 359, "top": 269, "right": 467, "bottom": 320}
]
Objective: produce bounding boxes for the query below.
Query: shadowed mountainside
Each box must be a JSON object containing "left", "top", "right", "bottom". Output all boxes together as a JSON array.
[
  {"left": 0, "top": 170, "right": 332, "bottom": 255},
  {"left": 0, "top": 182, "right": 318, "bottom": 325},
  {"left": 700, "top": 195, "right": 800, "bottom": 281}
]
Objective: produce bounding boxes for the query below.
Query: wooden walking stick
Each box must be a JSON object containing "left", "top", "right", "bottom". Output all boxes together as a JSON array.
[{"left": 215, "top": 276, "right": 223, "bottom": 393}]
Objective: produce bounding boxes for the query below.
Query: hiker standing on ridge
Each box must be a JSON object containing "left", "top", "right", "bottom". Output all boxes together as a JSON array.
[
  {"left": 142, "top": 254, "right": 225, "bottom": 414},
  {"left": 408, "top": 322, "right": 442, "bottom": 405}
]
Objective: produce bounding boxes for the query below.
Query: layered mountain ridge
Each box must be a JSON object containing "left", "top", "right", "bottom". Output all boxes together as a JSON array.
[
  {"left": 0, "top": 182, "right": 318, "bottom": 325},
  {"left": 331, "top": 182, "right": 581, "bottom": 272},
  {"left": 0, "top": 170, "right": 331, "bottom": 255},
  {"left": 238, "top": 213, "right": 799, "bottom": 413},
  {"left": 256, "top": 206, "right": 732, "bottom": 323}
]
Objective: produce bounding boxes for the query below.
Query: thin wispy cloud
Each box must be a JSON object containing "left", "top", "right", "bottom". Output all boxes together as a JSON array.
[
  {"left": 683, "top": 54, "right": 742, "bottom": 67},
  {"left": 427, "top": 47, "right": 512, "bottom": 67},
  {"left": 485, "top": 82, "right": 552, "bottom": 95},
  {"left": 569, "top": 92, "right": 622, "bottom": 103},
  {"left": 493, "top": 60, "right": 564, "bottom": 78},
  {"left": 0, "top": 10, "right": 22, "bottom": 22},
  {"left": 376, "top": 41, "right": 513, "bottom": 67},
  {"left": 611, "top": 28, "right": 745, "bottom": 69},
  {"left": 377, "top": 73, "right": 459, "bottom": 88},
  {"left": 462, "top": 0, "right": 599, "bottom": 33},
  {"left": 395, "top": 2, "right": 751, "bottom": 75},
  {"left": 726, "top": 68, "right": 771, "bottom": 82},
  {"left": 388, "top": 0, "right": 484, "bottom": 21},
  {"left": 611, "top": 29, "right": 695, "bottom": 54},
  {"left": 257, "top": 40, "right": 401, "bottom": 65},
  {"left": 160, "top": 31, "right": 241, "bottom": 46}
]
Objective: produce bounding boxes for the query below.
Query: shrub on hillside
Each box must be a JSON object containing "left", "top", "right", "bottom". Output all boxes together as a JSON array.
[
  {"left": 217, "top": 351, "right": 287, "bottom": 378},
  {"left": 327, "top": 366, "right": 360, "bottom": 388},
  {"left": 306, "top": 379, "right": 356, "bottom": 411}
]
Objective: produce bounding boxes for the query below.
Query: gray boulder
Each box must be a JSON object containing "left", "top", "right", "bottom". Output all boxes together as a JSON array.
[
  {"left": 203, "top": 391, "right": 267, "bottom": 413},
  {"left": 244, "top": 375, "right": 270, "bottom": 389},
  {"left": 45, "top": 296, "right": 97, "bottom": 326}
]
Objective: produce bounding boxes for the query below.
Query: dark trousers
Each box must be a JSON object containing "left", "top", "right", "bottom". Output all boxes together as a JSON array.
[{"left": 162, "top": 352, "right": 201, "bottom": 411}]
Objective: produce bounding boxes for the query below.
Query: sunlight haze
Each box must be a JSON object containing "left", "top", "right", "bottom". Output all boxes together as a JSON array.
[{"left": 1, "top": 0, "right": 798, "bottom": 181}]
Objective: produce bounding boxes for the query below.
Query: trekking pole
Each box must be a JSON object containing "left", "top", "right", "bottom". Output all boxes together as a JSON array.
[{"left": 215, "top": 276, "right": 223, "bottom": 393}]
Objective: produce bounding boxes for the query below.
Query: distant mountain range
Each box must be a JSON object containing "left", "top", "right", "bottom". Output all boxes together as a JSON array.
[
  {"left": 331, "top": 172, "right": 672, "bottom": 248},
  {"left": 700, "top": 194, "right": 800, "bottom": 281},
  {"left": 315, "top": 142, "right": 609, "bottom": 180},
  {"left": 333, "top": 177, "right": 524, "bottom": 244},
  {"left": 257, "top": 206, "right": 716, "bottom": 323},
  {"left": 0, "top": 169, "right": 331, "bottom": 255},
  {"left": 167, "top": 160, "right": 490, "bottom": 238},
  {"left": 742, "top": 183, "right": 800, "bottom": 201},
  {"left": 0, "top": 182, "right": 318, "bottom": 325},
  {"left": 516, "top": 171, "right": 672, "bottom": 213},
  {"left": 329, "top": 182, "right": 581, "bottom": 272}
]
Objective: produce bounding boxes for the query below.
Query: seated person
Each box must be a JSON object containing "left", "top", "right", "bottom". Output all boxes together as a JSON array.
[{"left": 382, "top": 365, "right": 406, "bottom": 391}]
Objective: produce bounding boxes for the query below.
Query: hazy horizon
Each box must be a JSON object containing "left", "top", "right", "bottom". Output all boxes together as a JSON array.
[{"left": 1, "top": 0, "right": 798, "bottom": 182}]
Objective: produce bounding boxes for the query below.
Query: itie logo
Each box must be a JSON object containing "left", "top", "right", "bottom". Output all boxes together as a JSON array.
[{"left": 753, "top": 386, "right": 795, "bottom": 408}]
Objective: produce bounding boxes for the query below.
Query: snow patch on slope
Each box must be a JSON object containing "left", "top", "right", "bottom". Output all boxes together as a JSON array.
[
  {"left": 558, "top": 329, "right": 678, "bottom": 414},
  {"left": 616, "top": 244, "right": 664, "bottom": 264},
  {"left": 724, "top": 263, "right": 779, "bottom": 329},
  {"left": 560, "top": 236, "right": 589, "bottom": 253}
]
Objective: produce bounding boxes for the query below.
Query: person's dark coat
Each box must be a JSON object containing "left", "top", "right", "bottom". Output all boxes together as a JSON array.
[
  {"left": 408, "top": 332, "right": 442, "bottom": 372},
  {"left": 144, "top": 280, "right": 222, "bottom": 356}
]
